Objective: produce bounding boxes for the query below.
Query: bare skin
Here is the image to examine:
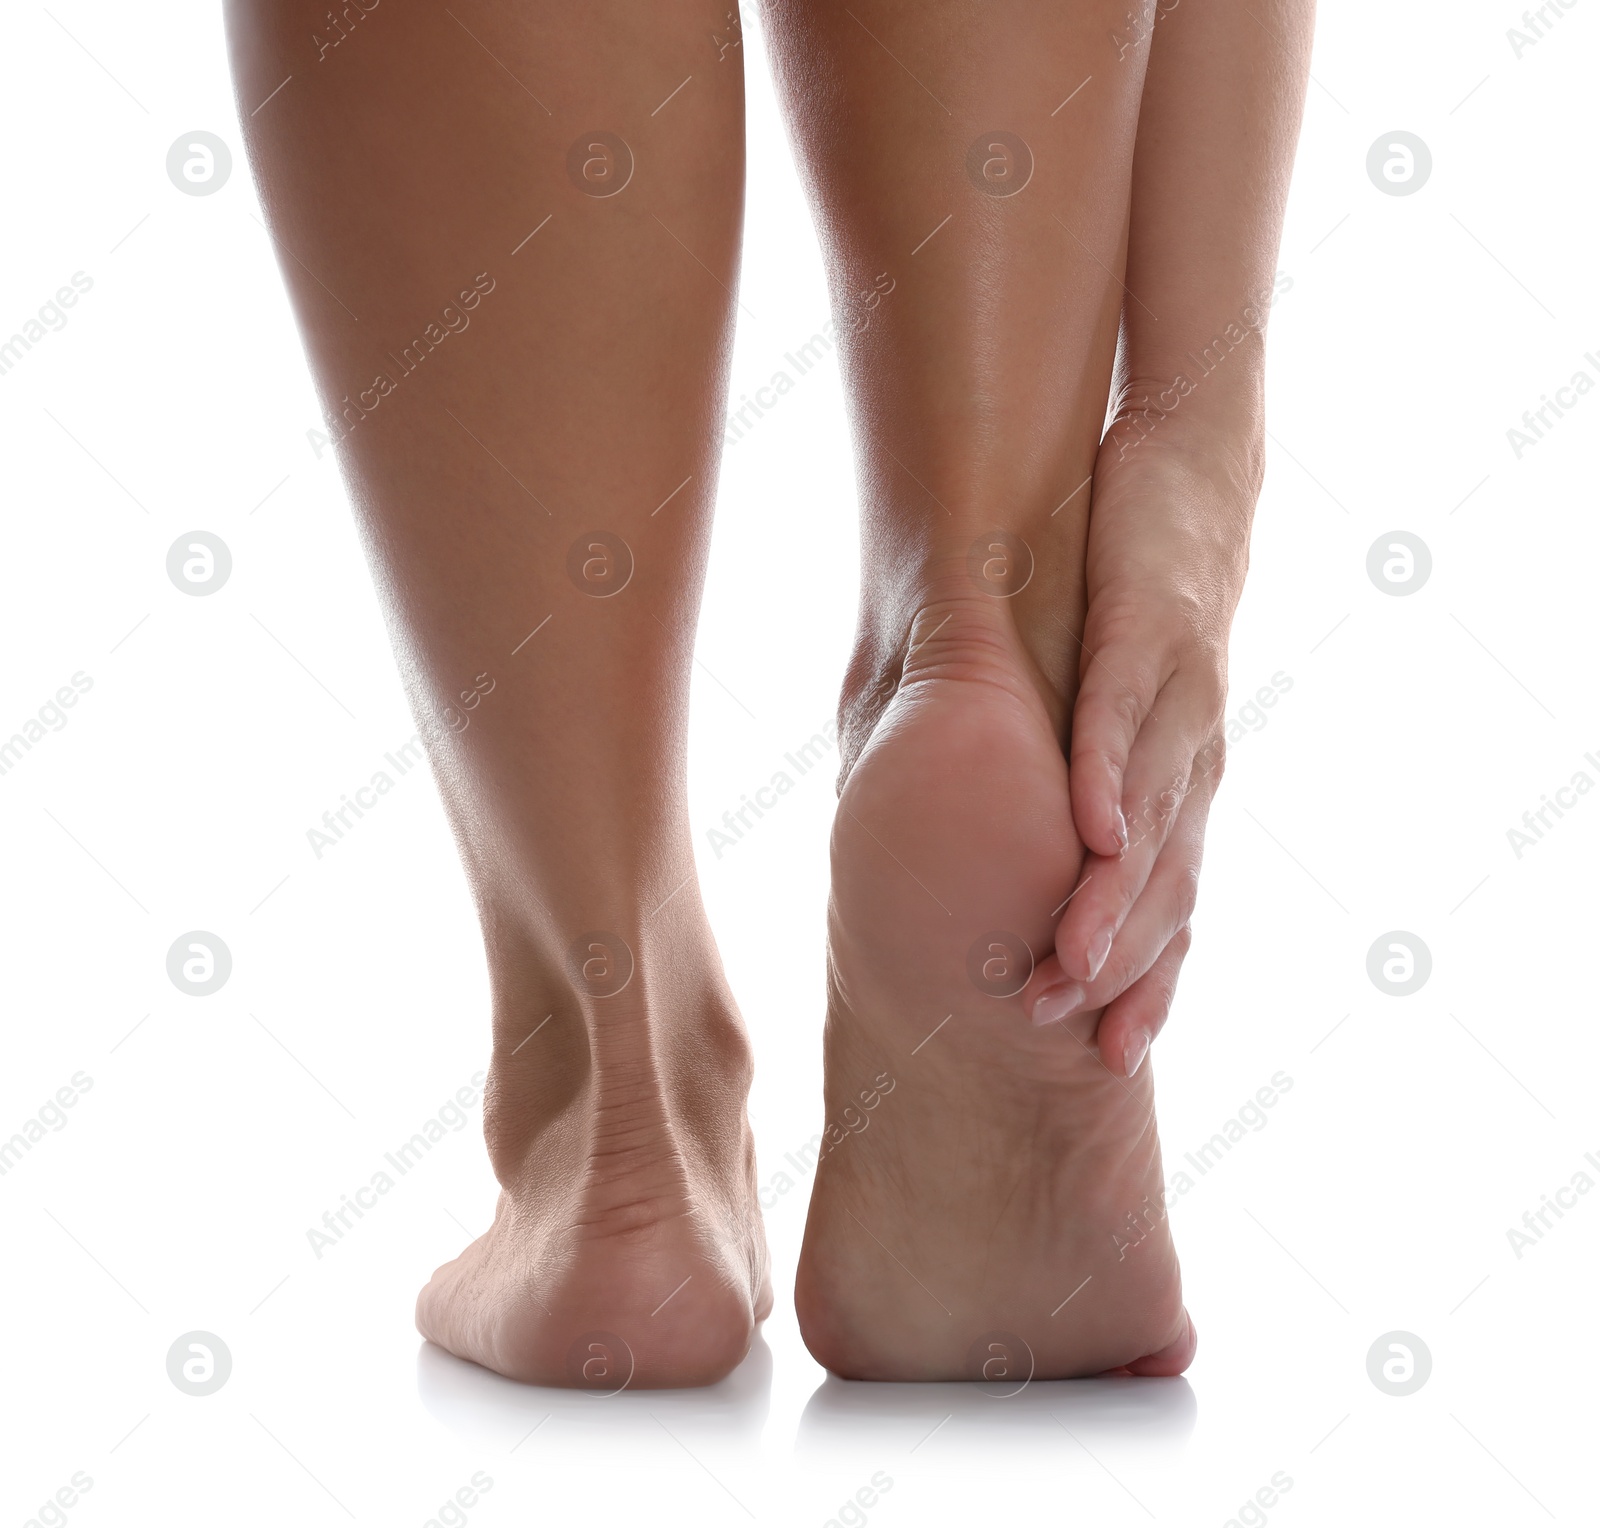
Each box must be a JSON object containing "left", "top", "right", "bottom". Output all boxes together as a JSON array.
[
  {"left": 1029, "top": 0, "right": 1317, "bottom": 1079},
  {"left": 763, "top": 0, "right": 1185, "bottom": 1379},
  {"left": 227, "top": 0, "right": 767, "bottom": 1386},
  {"left": 227, "top": 0, "right": 1310, "bottom": 1386},
  {"left": 767, "top": 0, "right": 1310, "bottom": 1378}
]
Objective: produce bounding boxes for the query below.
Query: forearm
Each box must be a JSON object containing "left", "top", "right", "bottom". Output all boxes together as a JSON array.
[{"left": 1114, "top": 0, "right": 1316, "bottom": 472}]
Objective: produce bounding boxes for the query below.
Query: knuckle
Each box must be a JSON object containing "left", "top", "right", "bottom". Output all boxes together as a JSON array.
[
  {"left": 1100, "top": 946, "right": 1143, "bottom": 1002},
  {"left": 1084, "top": 615, "right": 1166, "bottom": 698},
  {"left": 1080, "top": 677, "right": 1149, "bottom": 744},
  {"left": 1071, "top": 740, "right": 1126, "bottom": 780},
  {"left": 1174, "top": 865, "right": 1202, "bottom": 923},
  {"left": 1110, "top": 872, "right": 1143, "bottom": 920},
  {"left": 1194, "top": 732, "right": 1227, "bottom": 788},
  {"left": 1167, "top": 615, "right": 1228, "bottom": 703},
  {"left": 1126, "top": 783, "right": 1184, "bottom": 852},
  {"left": 1084, "top": 592, "right": 1152, "bottom": 649}
]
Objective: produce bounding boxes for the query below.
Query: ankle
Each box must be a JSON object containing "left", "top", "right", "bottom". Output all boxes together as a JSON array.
[
  {"left": 477, "top": 907, "right": 751, "bottom": 1185},
  {"left": 838, "top": 566, "right": 1073, "bottom": 779}
]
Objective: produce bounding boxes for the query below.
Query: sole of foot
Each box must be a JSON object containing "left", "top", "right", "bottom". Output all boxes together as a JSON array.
[{"left": 797, "top": 596, "right": 1195, "bottom": 1381}]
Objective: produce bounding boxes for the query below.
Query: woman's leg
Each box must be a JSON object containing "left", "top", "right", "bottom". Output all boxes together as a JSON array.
[
  {"left": 226, "top": 0, "right": 766, "bottom": 1386},
  {"left": 762, "top": 0, "right": 1194, "bottom": 1376}
]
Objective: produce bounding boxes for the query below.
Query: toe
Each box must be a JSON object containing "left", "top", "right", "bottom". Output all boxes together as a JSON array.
[{"left": 1120, "top": 1308, "right": 1197, "bottom": 1377}]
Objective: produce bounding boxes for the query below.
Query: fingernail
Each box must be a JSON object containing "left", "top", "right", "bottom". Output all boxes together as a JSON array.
[
  {"left": 1031, "top": 984, "right": 1085, "bottom": 1027},
  {"left": 1086, "top": 928, "right": 1113, "bottom": 982},
  {"left": 1124, "top": 1029, "right": 1151, "bottom": 1078},
  {"left": 1113, "top": 808, "right": 1128, "bottom": 851}
]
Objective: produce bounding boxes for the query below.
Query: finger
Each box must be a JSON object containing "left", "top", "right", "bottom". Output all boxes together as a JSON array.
[
  {"left": 1095, "top": 922, "right": 1192, "bottom": 1077},
  {"left": 1068, "top": 618, "right": 1172, "bottom": 859},
  {"left": 1029, "top": 781, "right": 1207, "bottom": 1027},
  {"left": 1024, "top": 924, "right": 1192, "bottom": 1074},
  {"left": 1021, "top": 951, "right": 1095, "bottom": 1042},
  {"left": 1056, "top": 678, "right": 1213, "bottom": 982}
]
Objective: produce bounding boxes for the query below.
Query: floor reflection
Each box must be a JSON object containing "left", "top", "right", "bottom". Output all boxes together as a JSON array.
[
  {"left": 798, "top": 1373, "right": 1197, "bottom": 1466},
  {"left": 415, "top": 1334, "right": 772, "bottom": 1463}
]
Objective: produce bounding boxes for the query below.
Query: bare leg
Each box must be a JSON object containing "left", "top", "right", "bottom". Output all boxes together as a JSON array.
[
  {"left": 763, "top": 0, "right": 1191, "bottom": 1377},
  {"left": 226, "top": 0, "right": 767, "bottom": 1386}
]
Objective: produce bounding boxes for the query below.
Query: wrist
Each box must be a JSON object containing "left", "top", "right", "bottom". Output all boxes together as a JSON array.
[
  {"left": 1086, "top": 441, "right": 1256, "bottom": 634},
  {"left": 1107, "top": 371, "right": 1266, "bottom": 501}
]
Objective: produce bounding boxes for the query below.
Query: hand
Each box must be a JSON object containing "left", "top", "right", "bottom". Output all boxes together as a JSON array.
[{"left": 1023, "top": 434, "right": 1256, "bottom": 1075}]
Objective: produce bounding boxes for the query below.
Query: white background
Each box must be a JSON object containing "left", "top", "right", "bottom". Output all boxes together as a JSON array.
[{"left": 2, "top": 2, "right": 1597, "bottom": 1525}]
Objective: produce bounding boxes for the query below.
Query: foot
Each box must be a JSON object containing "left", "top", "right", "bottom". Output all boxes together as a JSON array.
[
  {"left": 417, "top": 941, "right": 771, "bottom": 1388},
  {"left": 797, "top": 594, "right": 1195, "bottom": 1380}
]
